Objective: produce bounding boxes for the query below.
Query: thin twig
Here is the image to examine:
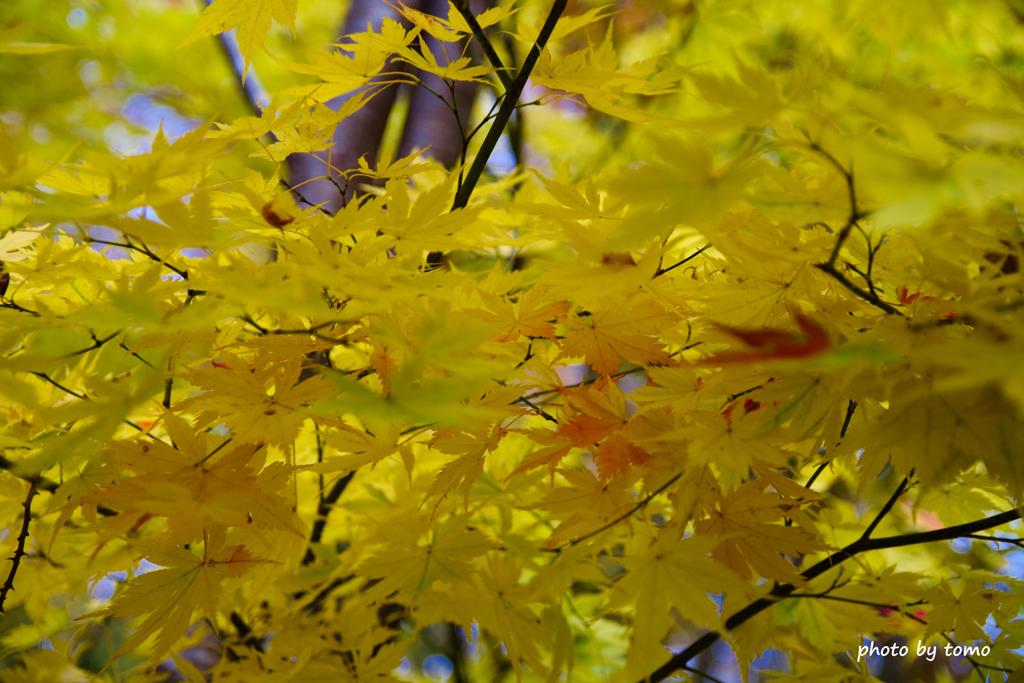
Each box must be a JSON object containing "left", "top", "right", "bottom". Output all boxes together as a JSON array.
[
  {"left": 803, "top": 462, "right": 829, "bottom": 490},
  {"left": 803, "top": 140, "right": 902, "bottom": 315},
  {"left": 518, "top": 396, "right": 558, "bottom": 424},
  {"left": 86, "top": 237, "right": 189, "bottom": 280},
  {"left": 654, "top": 244, "right": 712, "bottom": 278},
  {"left": 514, "top": 366, "right": 647, "bottom": 405},
  {"left": 0, "top": 482, "right": 38, "bottom": 613},
  {"left": 553, "top": 472, "right": 683, "bottom": 550},
  {"left": 0, "top": 299, "right": 41, "bottom": 317},
  {"left": 66, "top": 329, "right": 122, "bottom": 358},
  {"left": 683, "top": 664, "right": 727, "bottom": 683},
  {"left": 966, "top": 534, "right": 1024, "bottom": 549},
  {"left": 815, "top": 262, "right": 902, "bottom": 315},
  {"left": 29, "top": 371, "right": 169, "bottom": 445},
  {"left": 860, "top": 471, "right": 912, "bottom": 541}
]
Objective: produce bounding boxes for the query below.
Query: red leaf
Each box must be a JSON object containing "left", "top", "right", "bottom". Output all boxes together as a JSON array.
[{"left": 703, "top": 310, "right": 830, "bottom": 364}]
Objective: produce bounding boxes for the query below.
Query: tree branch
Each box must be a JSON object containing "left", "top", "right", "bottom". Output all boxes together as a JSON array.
[
  {"left": 452, "top": 0, "right": 513, "bottom": 90},
  {"left": 640, "top": 506, "right": 1023, "bottom": 682},
  {"left": 785, "top": 593, "right": 1013, "bottom": 679},
  {"left": 451, "top": 0, "right": 568, "bottom": 210},
  {"left": 653, "top": 244, "right": 712, "bottom": 278},
  {"left": 201, "top": 0, "right": 271, "bottom": 118},
  {"left": 815, "top": 262, "right": 902, "bottom": 316},
  {"left": 302, "top": 471, "right": 356, "bottom": 565},
  {"left": 0, "top": 482, "right": 37, "bottom": 614},
  {"left": 859, "top": 471, "right": 912, "bottom": 541},
  {"left": 803, "top": 140, "right": 902, "bottom": 315}
]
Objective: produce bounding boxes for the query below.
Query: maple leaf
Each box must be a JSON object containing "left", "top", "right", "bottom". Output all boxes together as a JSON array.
[
  {"left": 702, "top": 310, "right": 831, "bottom": 364},
  {"left": 558, "top": 304, "right": 672, "bottom": 375},
  {"left": 538, "top": 468, "right": 637, "bottom": 546},
  {"left": 477, "top": 289, "right": 570, "bottom": 343},
  {"left": 7, "top": 2, "right": 1024, "bottom": 680},
  {"left": 95, "top": 531, "right": 268, "bottom": 662},
  {"left": 695, "top": 480, "right": 822, "bottom": 583},
  {"left": 424, "top": 426, "right": 506, "bottom": 506},
  {"left": 396, "top": 35, "right": 492, "bottom": 82},
  {"left": 181, "top": 0, "right": 297, "bottom": 75},
  {"left": 358, "top": 517, "right": 491, "bottom": 598},
  {"left": 87, "top": 412, "right": 303, "bottom": 541},
  {"left": 184, "top": 353, "right": 332, "bottom": 446},
  {"left": 611, "top": 535, "right": 748, "bottom": 680},
  {"left": 925, "top": 577, "right": 1009, "bottom": 643},
  {"left": 512, "top": 385, "right": 650, "bottom": 479}
]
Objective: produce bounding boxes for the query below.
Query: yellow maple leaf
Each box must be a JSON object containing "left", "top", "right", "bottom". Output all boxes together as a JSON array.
[
  {"left": 612, "top": 534, "right": 748, "bottom": 680},
  {"left": 558, "top": 304, "right": 672, "bottom": 375},
  {"left": 96, "top": 531, "right": 268, "bottom": 662},
  {"left": 695, "top": 480, "right": 822, "bottom": 583},
  {"left": 477, "top": 288, "right": 570, "bottom": 342},
  {"left": 181, "top": 0, "right": 297, "bottom": 75},
  {"left": 358, "top": 516, "right": 491, "bottom": 598}
]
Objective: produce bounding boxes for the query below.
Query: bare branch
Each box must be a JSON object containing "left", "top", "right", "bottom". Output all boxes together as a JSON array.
[
  {"left": 654, "top": 244, "right": 712, "bottom": 278},
  {"left": 0, "top": 482, "right": 37, "bottom": 613},
  {"left": 859, "top": 471, "right": 913, "bottom": 541}
]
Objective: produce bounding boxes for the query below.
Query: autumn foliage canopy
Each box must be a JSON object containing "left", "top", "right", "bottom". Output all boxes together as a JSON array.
[{"left": 1, "top": 0, "right": 1023, "bottom": 681}]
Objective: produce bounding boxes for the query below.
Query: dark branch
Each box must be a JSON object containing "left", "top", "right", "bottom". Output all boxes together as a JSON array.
[
  {"left": 452, "top": 0, "right": 513, "bottom": 90},
  {"left": 683, "top": 665, "right": 728, "bottom": 683},
  {"left": 517, "top": 396, "right": 558, "bottom": 424},
  {"left": 966, "top": 534, "right": 1024, "bottom": 549},
  {"left": 641, "top": 506, "right": 1023, "bottom": 682},
  {"left": 452, "top": 0, "right": 568, "bottom": 210},
  {"left": 804, "top": 141, "right": 902, "bottom": 315},
  {"left": 0, "top": 300, "right": 41, "bottom": 317},
  {"left": 654, "top": 244, "right": 712, "bottom": 278},
  {"left": 815, "top": 262, "right": 902, "bottom": 315},
  {"left": 859, "top": 471, "right": 912, "bottom": 541},
  {"left": 0, "top": 482, "right": 37, "bottom": 613},
  {"left": 302, "top": 471, "right": 355, "bottom": 565},
  {"left": 85, "top": 236, "right": 189, "bottom": 280}
]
